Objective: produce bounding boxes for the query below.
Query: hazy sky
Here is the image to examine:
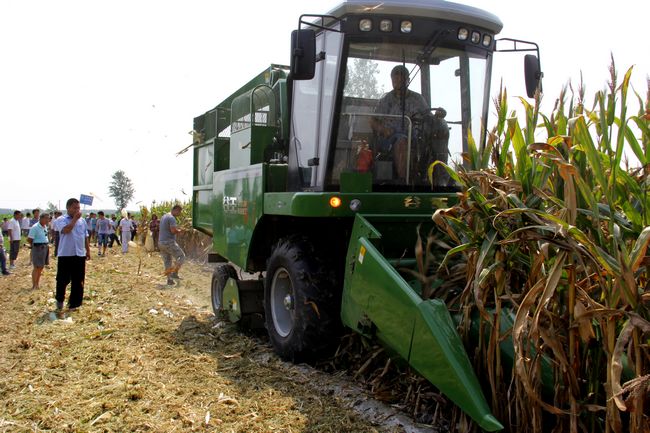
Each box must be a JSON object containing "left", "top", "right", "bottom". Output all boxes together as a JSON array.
[{"left": 1, "top": 0, "right": 647, "bottom": 211}]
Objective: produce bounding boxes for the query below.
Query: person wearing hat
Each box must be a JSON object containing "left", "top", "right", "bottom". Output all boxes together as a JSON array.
[{"left": 371, "top": 64, "right": 432, "bottom": 180}]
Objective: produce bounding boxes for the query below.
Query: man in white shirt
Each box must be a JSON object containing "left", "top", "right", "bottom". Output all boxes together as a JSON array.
[
  {"left": 54, "top": 198, "right": 90, "bottom": 310},
  {"left": 21, "top": 212, "right": 31, "bottom": 236},
  {"left": 8, "top": 210, "right": 23, "bottom": 269},
  {"left": 119, "top": 214, "right": 131, "bottom": 253}
]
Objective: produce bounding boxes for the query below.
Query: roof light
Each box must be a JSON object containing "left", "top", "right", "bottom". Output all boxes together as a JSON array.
[
  {"left": 359, "top": 19, "right": 372, "bottom": 32},
  {"left": 329, "top": 196, "right": 342, "bottom": 208},
  {"left": 482, "top": 34, "right": 492, "bottom": 47},
  {"left": 471, "top": 31, "right": 480, "bottom": 44},
  {"left": 379, "top": 19, "right": 392, "bottom": 32},
  {"left": 457, "top": 28, "right": 469, "bottom": 41},
  {"left": 400, "top": 20, "right": 412, "bottom": 33}
]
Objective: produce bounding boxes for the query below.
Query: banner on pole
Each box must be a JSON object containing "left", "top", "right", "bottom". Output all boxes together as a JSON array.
[{"left": 80, "top": 194, "right": 94, "bottom": 206}]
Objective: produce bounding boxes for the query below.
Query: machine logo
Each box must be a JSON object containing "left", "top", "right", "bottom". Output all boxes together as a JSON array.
[
  {"left": 404, "top": 196, "right": 421, "bottom": 209},
  {"left": 223, "top": 196, "right": 249, "bottom": 216}
]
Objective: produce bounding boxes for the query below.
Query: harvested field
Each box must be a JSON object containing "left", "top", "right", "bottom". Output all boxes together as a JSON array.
[{"left": 0, "top": 245, "right": 436, "bottom": 433}]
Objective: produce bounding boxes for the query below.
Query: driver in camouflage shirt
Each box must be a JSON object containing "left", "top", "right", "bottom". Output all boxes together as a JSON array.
[{"left": 372, "top": 64, "right": 430, "bottom": 179}]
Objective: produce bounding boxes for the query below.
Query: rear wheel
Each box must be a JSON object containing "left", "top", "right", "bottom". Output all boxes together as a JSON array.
[
  {"left": 211, "top": 264, "right": 237, "bottom": 317},
  {"left": 264, "top": 236, "right": 340, "bottom": 362}
]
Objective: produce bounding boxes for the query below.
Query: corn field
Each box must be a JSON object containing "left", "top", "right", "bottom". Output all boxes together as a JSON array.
[{"left": 425, "top": 60, "right": 649, "bottom": 432}]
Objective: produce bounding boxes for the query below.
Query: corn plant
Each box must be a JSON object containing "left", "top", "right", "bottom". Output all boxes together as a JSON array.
[{"left": 428, "top": 59, "right": 649, "bottom": 432}]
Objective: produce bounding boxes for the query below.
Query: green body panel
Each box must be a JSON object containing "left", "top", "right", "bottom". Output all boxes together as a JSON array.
[
  {"left": 212, "top": 164, "right": 265, "bottom": 270},
  {"left": 264, "top": 192, "right": 453, "bottom": 217},
  {"left": 342, "top": 214, "right": 503, "bottom": 431},
  {"left": 223, "top": 278, "right": 241, "bottom": 322},
  {"left": 192, "top": 65, "right": 288, "bottom": 237}
]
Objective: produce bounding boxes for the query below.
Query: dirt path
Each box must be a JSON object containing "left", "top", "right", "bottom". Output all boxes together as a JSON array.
[{"left": 0, "top": 246, "right": 435, "bottom": 433}]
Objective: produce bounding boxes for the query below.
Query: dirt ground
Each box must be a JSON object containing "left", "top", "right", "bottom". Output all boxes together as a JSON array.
[{"left": 0, "top": 244, "right": 436, "bottom": 433}]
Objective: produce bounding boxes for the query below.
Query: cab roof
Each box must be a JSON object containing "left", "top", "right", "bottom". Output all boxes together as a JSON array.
[{"left": 327, "top": 0, "right": 503, "bottom": 33}]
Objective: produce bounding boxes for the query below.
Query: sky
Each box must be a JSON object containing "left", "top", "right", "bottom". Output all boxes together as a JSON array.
[{"left": 0, "top": 0, "right": 647, "bottom": 211}]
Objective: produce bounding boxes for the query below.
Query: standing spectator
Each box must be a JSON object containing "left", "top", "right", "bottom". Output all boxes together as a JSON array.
[
  {"left": 54, "top": 198, "right": 90, "bottom": 310},
  {"left": 119, "top": 214, "right": 131, "bottom": 253},
  {"left": 149, "top": 214, "right": 160, "bottom": 251},
  {"left": 27, "top": 213, "right": 49, "bottom": 289},
  {"left": 95, "top": 211, "right": 110, "bottom": 256},
  {"left": 0, "top": 228, "right": 10, "bottom": 275},
  {"left": 108, "top": 214, "right": 120, "bottom": 248},
  {"left": 90, "top": 212, "right": 97, "bottom": 245},
  {"left": 48, "top": 213, "right": 55, "bottom": 243},
  {"left": 85, "top": 213, "right": 93, "bottom": 240},
  {"left": 130, "top": 214, "right": 138, "bottom": 241},
  {"left": 30, "top": 209, "right": 40, "bottom": 227},
  {"left": 159, "top": 205, "right": 185, "bottom": 286},
  {"left": 52, "top": 210, "right": 62, "bottom": 257},
  {"left": 8, "top": 210, "right": 22, "bottom": 269},
  {"left": 2, "top": 217, "right": 10, "bottom": 238},
  {"left": 21, "top": 212, "right": 32, "bottom": 236}
]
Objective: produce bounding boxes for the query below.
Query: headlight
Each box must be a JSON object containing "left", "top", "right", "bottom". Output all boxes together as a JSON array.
[
  {"left": 359, "top": 19, "right": 372, "bottom": 32},
  {"left": 400, "top": 20, "right": 412, "bottom": 33},
  {"left": 471, "top": 31, "right": 480, "bottom": 44},
  {"left": 379, "top": 19, "right": 393, "bottom": 32},
  {"left": 482, "top": 34, "right": 492, "bottom": 47},
  {"left": 457, "top": 28, "right": 469, "bottom": 40}
]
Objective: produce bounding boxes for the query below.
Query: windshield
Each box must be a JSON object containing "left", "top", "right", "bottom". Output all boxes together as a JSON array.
[{"left": 327, "top": 41, "right": 489, "bottom": 190}]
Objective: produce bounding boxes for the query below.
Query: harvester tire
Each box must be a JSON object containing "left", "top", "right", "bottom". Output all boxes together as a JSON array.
[
  {"left": 264, "top": 236, "right": 339, "bottom": 362},
  {"left": 211, "top": 264, "right": 238, "bottom": 318}
]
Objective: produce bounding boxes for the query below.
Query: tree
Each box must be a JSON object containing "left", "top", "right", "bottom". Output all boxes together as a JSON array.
[
  {"left": 345, "top": 58, "right": 383, "bottom": 99},
  {"left": 46, "top": 202, "right": 58, "bottom": 213},
  {"left": 108, "top": 170, "right": 135, "bottom": 211}
]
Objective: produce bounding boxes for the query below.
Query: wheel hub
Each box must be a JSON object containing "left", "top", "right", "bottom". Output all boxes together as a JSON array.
[
  {"left": 270, "top": 267, "right": 295, "bottom": 338},
  {"left": 283, "top": 294, "right": 294, "bottom": 310}
]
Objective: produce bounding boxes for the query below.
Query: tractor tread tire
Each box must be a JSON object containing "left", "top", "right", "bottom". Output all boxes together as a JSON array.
[
  {"left": 211, "top": 263, "right": 238, "bottom": 317},
  {"left": 265, "top": 235, "right": 340, "bottom": 362}
]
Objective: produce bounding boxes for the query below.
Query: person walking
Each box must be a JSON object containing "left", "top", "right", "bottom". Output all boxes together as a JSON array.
[
  {"left": 27, "top": 213, "right": 50, "bottom": 289},
  {"left": 149, "top": 214, "right": 160, "bottom": 251},
  {"left": 1, "top": 217, "right": 9, "bottom": 238},
  {"left": 30, "top": 209, "right": 40, "bottom": 227},
  {"left": 54, "top": 198, "right": 90, "bottom": 310},
  {"left": 52, "top": 210, "right": 62, "bottom": 257},
  {"left": 95, "top": 211, "right": 110, "bottom": 256},
  {"left": 159, "top": 205, "right": 185, "bottom": 286},
  {"left": 119, "top": 214, "right": 131, "bottom": 253},
  {"left": 108, "top": 214, "right": 120, "bottom": 248},
  {"left": 8, "top": 210, "right": 22, "bottom": 269},
  {"left": 21, "top": 212, "right": 31, "bottom": 236},
  {"left": 0, "top": 229, "right": 10, "bottom": 275},
  {"left": 130, "top": 215, "right": 138, "bottom": 242}
]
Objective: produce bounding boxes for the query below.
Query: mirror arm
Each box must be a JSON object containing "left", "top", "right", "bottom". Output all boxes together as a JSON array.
[{"left": 495, "top": 37, "right": 543, "bottom": 78}]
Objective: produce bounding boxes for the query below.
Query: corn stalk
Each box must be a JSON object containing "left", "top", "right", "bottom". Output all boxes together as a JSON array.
[{"left": 428, "top": 59, "right": 649, "bottom": 432}]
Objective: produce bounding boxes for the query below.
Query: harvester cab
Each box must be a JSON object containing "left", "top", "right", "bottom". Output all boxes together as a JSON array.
[{"left": 192, "top": 1, "right": 542, "bottom": 431}]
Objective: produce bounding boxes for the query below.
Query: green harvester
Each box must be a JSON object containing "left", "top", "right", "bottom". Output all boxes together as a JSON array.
[{"left": 192, "top": 1, "right": 543, "bottom": 430}]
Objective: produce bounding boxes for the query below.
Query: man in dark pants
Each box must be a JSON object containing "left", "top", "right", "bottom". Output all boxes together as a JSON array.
[{"left": 54, "top": 198, "right": 90, "bottom": 310}]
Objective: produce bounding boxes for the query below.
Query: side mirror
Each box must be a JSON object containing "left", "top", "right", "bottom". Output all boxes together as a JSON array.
[
  {"left": 290, "top": 29, "right": 316, "bottom": 80},
  {"left": 524, "top": 54, "right": 542, "bottom": 98}
]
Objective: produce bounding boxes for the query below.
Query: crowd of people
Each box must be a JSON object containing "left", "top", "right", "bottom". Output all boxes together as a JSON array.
[{"left": 1, "top": 201, "right": 186, "bottom": 310}]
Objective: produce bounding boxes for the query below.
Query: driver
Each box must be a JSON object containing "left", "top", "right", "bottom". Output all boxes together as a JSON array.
[{"left": 371, "top": 64, "right": 431, "bottom": 179}]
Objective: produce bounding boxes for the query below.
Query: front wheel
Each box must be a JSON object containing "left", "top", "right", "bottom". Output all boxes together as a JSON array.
[
  {"left": 211, "top": 264, "right": 237, "bottom": 317},
  {"left": 265, "top": 236, "right": 340, "bottom": 362}
]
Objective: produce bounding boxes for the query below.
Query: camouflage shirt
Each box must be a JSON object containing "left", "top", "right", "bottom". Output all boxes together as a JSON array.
[{"left": 374, "top": 88, "right": 429, "bottom": 134}]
